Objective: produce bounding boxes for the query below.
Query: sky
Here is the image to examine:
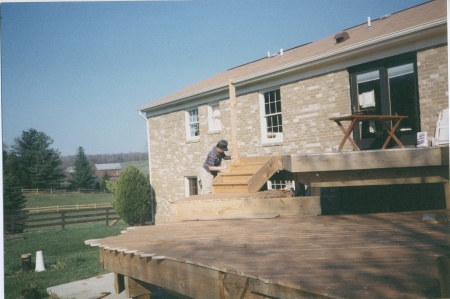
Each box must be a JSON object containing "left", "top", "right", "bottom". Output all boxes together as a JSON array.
[{"left": 1, "top": 0, "right": 431, "bottom": 156}]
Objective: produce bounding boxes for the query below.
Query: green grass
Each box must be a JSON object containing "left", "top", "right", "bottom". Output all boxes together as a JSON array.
[
  {"left": 4, "top": 193, "right": 127, "bottom": 298},
  {"left": 4, "top": 220, "right": 129, "bottom": 299}
]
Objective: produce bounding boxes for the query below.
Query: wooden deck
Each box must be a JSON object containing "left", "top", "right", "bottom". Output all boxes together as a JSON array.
[
  {"left": 285, "top": 146, "right": 449, "bottom": 205},
  {"left": 87, "top": 210, "right": 450, "bottom": 298}
]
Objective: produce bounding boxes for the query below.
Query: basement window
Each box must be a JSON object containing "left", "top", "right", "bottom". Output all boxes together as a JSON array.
[
  {"left": 260, "top": 88, "right": 283, "bottom": 144},
  {"left": 267, "top": 180, "right": 296, "bottom": 191},
  {"left": 185, "top": 176, "right": 198, "bottom": 197}
]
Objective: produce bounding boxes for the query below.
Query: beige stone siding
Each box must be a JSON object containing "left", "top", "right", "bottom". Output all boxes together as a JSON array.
[
  {"left": 149, "top": 44, "right": 448, "bottom": 223},
  {"left": 417, "top": 45, "right": 449, "bottom": 138},
  {"left": 148, "top": 104, "right": 233, "bottom": 223},
  {"left": 235, "top": 70, "right": 352, "bottom": 157}
]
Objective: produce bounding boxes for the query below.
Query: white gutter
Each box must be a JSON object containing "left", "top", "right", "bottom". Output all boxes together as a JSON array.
[{"left": 139, "top": 111, "right": 155, "bottom": 224}]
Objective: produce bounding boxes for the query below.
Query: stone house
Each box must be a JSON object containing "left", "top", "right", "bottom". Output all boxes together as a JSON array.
[{"left": 139, "top": 0, "right": 448, "bottom": 224}]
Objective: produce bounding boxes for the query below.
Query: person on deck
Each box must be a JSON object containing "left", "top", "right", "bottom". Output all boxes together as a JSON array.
[{"left": 199, "top": 140, "right": 232, "bottom": 194}]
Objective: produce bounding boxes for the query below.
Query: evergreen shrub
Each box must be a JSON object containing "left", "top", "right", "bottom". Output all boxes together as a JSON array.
[{"left": 113, "top": 166, "right": 152, "bottom": 226}]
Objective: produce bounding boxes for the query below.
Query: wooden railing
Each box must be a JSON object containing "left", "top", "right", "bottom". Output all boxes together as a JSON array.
[
  {"left": 24, "top": 203, "right": 113, "bottom": 214},
  {"left": 5, "top": 207, "right": 119, "bottom": 232}
]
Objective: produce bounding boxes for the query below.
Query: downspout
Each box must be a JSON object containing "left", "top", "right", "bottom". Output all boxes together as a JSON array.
[
  {"left": 139, "top": 111, "right": 155, "bottom": 225},
  {"left": 228, "top": 80, "right": 239, "bottom": 159}
]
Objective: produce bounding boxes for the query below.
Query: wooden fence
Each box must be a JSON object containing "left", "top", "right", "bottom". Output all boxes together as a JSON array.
[
  {"left": 22, "top": 188, "right": 103, "bottom": 195},
  {"left": 5, "top": 207, "right": 119, "bottom": 232},
  {"left": 24, "top": 203, "right": 113, "bottom": 214}
]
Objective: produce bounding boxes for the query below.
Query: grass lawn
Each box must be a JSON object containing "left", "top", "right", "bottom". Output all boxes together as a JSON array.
[{"left": 4, "top": 193, "right": 129, "bottom": 298}]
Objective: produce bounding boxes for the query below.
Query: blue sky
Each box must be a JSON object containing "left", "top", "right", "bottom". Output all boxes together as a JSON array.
[{"left": 1, "top": 0, "right": 430, "bottom": 156}]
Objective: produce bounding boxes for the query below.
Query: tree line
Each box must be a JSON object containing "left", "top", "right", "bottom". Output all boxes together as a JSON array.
[
  {"left": 60, "top": 151, "right": 148, "bottom": 170},
  {"left": 4, "top": 128, "right": 148, "bottom": 190},
  {"left": 3, "top": 128, "right": 151, "bottom": 232}
]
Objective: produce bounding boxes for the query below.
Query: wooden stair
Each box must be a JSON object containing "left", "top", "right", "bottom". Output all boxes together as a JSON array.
[{"left": 212, "top": 156, "right": 283, "bottom": 193}]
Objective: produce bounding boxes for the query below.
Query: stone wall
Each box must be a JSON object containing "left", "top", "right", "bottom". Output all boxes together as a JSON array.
[
  {"left": 417, "top": 45, "right": 449, "bottom": 139},
  {"left": 235, "top": 70, "right": 352, "bottom": 157}
]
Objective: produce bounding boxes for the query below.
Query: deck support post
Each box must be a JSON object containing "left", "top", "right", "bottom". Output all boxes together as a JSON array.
[
  {"left": 125, "top": 276, "right": 159, "bottom": 299},
  {"left": 114, "top": 273, "right": 125, "bottom": 294},
  {"left": 229, "top": 80, "right": 239, "bottom": 160}
]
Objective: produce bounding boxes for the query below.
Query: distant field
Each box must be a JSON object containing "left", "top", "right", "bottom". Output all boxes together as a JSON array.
[{"left": 121, "top": 160, "right": 149, "bottom": 175}]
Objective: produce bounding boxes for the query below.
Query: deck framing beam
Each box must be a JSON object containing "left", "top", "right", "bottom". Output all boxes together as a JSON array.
[
  {"left": 100, "top": 248, "right": 331, "bottom": 299},
  {"left": 295, "top": 166, "right": 449, "bottom": 188}
]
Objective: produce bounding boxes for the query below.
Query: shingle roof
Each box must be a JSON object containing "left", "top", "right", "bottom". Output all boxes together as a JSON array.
[{"left": 140, "top": 0, "right": 446, "bottom": 113}]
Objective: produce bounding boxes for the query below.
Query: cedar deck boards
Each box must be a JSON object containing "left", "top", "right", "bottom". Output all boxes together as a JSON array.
[{"left": 88, "top": 210, "right": 450, "bottom": 299}]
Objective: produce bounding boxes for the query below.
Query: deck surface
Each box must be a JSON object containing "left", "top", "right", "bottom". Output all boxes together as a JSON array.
[{"left": 89, "top": 210, "right": 450, "bottom": 298}]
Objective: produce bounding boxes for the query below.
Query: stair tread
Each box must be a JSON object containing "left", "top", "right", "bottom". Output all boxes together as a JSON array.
[
  {"left": 220, "top": 172, "right": 254, "bottom": 176},
  {"left": 213, "top": 155, "right": 282, "bottom": 194},
  {"left": 213, "top": 182, "right": 248, "bottom": 186}
]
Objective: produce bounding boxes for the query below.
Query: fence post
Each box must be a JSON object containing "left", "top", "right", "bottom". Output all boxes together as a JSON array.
[
  {"left": 61, "top": 211, "right": 66, "bottom": 229},
  {"left": 106, "top": 208, "right": 110, "bottom": 226}
]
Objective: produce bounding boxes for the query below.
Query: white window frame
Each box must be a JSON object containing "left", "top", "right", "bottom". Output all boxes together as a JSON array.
[
  {"left": 185, "top": 108, "right": 200, "bottom": 141},
  {"left": 267, "top": 180, "right": 295, "bottom": 191},
  {"left": 184, "top": 176, "right": 199, "bottom": 197},
  {"left": 208, "top": 102, "right": 221, "bottom": 133},
  {"left": 259, "top": 88, "right": 283, "bottom": 143}
]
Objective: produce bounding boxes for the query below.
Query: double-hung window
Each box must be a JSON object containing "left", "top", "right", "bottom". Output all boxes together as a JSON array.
[
  {"left": 208, "top": 102, "right": 221, "bottom": 132},
  {"left": 186, "top": 108, "right": 199, "bottom": 141},
  {"left": 260, "top": 88, "right": 283, "bottom": 143}
]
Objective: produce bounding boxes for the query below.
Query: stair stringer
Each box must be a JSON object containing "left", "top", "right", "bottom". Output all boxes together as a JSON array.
[
  {"left": 247, "top": 156, "right": 283, "bottom": 193},
  {"left": 212, "top": 156, "right": 283, "bottom": 193}
]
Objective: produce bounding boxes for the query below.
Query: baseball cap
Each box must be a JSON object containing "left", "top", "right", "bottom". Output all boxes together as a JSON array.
[{"left": 216, "top": 140, "right": 228, "bottom": 151}]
